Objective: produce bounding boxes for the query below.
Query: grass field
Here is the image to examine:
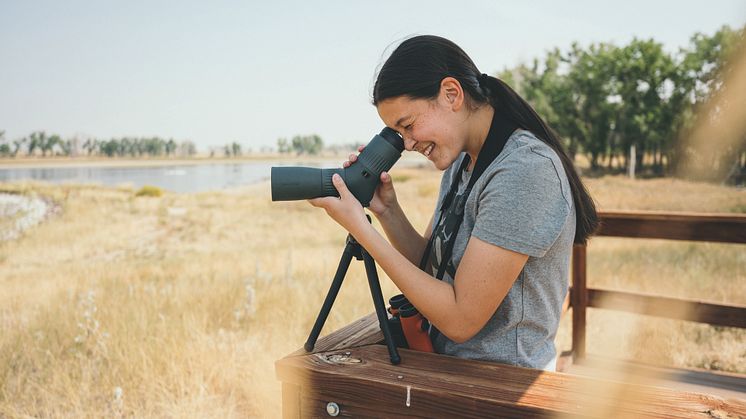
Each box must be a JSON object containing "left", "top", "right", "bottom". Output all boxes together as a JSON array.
[{"left": 0, "top": 169, "right": 744, "bottom": 417}]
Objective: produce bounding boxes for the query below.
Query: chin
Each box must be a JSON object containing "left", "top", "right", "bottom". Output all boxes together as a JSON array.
[{"left": 432, "top": 157, "right": 452, "bottom": 171}]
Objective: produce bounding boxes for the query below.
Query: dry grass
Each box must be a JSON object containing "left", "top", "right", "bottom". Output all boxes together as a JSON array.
[{"left": 0, "top": 169, "right": 744, "bottom": 417}]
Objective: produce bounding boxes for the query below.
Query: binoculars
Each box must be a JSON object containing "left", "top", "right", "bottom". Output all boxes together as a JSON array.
[
  {"left": 271, "top": 128, "right": 404, "bottom": 206},
  {"left": 387, "top": 294, "right": 434, "bottom": 353}
]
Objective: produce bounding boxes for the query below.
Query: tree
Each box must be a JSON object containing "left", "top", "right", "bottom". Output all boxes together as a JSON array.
[
  {"left": 28, "top": 131, "right": 45, "bottom": 156},
  {"left": 12, "top": 137, "right": 26, "bottom": 157},
  {"left": 0, "top": 131, "right": 9, "bottom": 157},
  {"left": 612, "top": 38, "right": 676, "bottom": 174},
  {"left": 277, "top": 137, "right": 290, "bottom": 153},
  {"left": 43, "top": 134, "right": 61, "bottom": 156},
  {"left": 59, "top": 138, "right": 73, "bottom": 156},
  {"left": 82, "top": 138, "right": 97, "bottom": 156},
  {"left": 231, "top": 142, "right": 242, "bottom": 157},
  {"left": 165, "top": 138, "right": 177, "bottom": 156},
  {"left": 291, "top": 134, "right": 324, "bottom": 155}
]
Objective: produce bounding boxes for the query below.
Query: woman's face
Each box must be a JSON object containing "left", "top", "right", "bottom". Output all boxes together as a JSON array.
[{"left": 376, "top": 88, "right": 467, "bottom": 171}]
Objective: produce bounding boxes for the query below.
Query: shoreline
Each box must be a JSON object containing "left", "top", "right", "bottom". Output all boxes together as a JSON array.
[{"left": 0, "top": 154, "right": 430, "bottom": 169}]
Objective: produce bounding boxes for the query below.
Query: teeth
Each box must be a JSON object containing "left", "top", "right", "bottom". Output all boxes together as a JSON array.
[{"left": 424, "top": 144, "right": 434, "bottom": 156}]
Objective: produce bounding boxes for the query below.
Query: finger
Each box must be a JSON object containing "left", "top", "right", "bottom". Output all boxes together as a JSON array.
[
  {"left": 358, "top": 145, "right": 365, "bottom": 152},
  {"left": 331, "top": 173, "right": 352, "bottom": 199},
  {"left": 380, "top": 171, "right": 391, "bottom": 183},
  {"left": 348, "top": 153, "right": 357, "bottom": 162},
  {"left": 342, "top": 161, "right": 350, "bottom": 168}
]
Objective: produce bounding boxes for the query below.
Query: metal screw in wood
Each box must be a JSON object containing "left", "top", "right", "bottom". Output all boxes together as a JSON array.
[{"left": 326, "top": 402, "right": 340, "bottom": 416}]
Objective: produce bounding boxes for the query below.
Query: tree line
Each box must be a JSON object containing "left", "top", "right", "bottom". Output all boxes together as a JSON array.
[
  {"left": 499, "top": 24, "right": 745, "bottom": 182},
  {"left": 0, "top": 131, "right": 197, "bottom": 158},
  {"left": 276, "top": 134, "right": 325, "bottom": 155}
]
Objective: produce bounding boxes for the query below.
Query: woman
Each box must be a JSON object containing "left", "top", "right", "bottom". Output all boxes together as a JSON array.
[{"left": 309, "top": 35, "right": 597, "bottom": 371}]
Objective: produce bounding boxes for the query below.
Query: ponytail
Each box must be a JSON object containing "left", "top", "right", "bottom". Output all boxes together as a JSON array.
[{"left": 478, "top": 74, "right": 598, "bottom": 244}]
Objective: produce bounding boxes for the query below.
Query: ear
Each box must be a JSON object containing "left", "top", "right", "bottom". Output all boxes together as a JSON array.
[{"left": 439, "top": 77, "right": 464, "bottom": 111}]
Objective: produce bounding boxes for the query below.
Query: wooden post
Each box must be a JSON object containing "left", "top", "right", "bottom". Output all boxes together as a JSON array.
[
  {"left": 628, "top": 145, "right": 636, "bottom": 180},
  {"left": 282, "top": 382, "right": 301, "bottom": 419},
  {"left": 571, "top": 244, "right": 587, "bottom": 363}
]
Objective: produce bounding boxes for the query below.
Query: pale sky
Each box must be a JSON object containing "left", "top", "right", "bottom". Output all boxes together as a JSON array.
[{"left": 1, "top": 0, "right": 744, "bottom": 151}]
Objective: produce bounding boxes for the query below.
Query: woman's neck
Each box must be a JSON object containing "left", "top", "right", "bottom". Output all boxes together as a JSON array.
[{"left": 464, "top": 104, "right": 495, "bottom": 171}]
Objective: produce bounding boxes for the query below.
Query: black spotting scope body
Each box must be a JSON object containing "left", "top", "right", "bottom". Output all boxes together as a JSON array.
[{"left": 271, "top": 128, "right": 404, "bottom": 206}]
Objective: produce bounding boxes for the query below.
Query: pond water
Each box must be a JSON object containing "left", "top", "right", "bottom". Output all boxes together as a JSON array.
[{"left": 0, "top": 161, "right": 343, "bottom": 193}]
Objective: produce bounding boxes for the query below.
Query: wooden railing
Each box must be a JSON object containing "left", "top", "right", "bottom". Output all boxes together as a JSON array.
[{"left": 570, "top": 211, "right": 746, "bottom": 361}]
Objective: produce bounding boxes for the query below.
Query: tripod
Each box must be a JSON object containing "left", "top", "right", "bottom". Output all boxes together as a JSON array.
[{"left": 304, "top": 225, "right": 401, "bottom": 365}]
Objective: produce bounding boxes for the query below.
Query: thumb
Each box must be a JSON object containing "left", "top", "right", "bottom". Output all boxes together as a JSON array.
[
  {"left": 380, "top": 171, "right": 394, "bottom": 188},
  {"left": 332, "top": 173, "right": 352, "bottom": 198},
  {"left": 380, "top": 171, "right": 392, "bottom": 183}
]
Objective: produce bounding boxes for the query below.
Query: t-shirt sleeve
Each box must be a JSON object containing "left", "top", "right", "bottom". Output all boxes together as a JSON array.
[{"left": 471, "top": 147, "right": 571, "bottom": 258}]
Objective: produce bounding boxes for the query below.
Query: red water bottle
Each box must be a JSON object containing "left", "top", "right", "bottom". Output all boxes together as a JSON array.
[{"left": 399, "top": 303, "right": 434, "bottom": 353}]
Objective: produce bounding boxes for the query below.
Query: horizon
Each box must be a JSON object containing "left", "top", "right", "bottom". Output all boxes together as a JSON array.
[{"left": 1, "top": 0, "right": 745, "bottom": 152}]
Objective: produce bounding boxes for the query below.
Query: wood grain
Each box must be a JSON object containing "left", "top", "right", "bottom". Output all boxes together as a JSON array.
[
  {"left": 286, "top": 313, "right": 383, "bottom": 358},
  {"left": 572, "top": 244, "right": 588, "bottom": 361},
  {"left": 587, "top": 288, "right": 746, "bottom": 328},
  {"left": 276, "top": 345, "right": 746, "bottom": 418},
  {"left": 596, "top": 211, "right": 746, "bottom": 243}
]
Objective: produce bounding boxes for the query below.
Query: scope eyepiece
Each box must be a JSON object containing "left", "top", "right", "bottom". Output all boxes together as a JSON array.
[{"left": 379, "top": 127, "right": 404, "bottom": 152}]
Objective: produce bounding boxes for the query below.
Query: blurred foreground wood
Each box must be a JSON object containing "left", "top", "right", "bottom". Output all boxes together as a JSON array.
[{"left": 276, "top": 211, "right": 746, "bottom": 417}]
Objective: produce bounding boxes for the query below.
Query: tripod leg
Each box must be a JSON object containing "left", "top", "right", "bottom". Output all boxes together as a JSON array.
[
  {"left": 361, "top": 248, "right": 401, "bottom": 365},
  {"left": 304, "top": 243, "right": 354, "bottom": 352}
]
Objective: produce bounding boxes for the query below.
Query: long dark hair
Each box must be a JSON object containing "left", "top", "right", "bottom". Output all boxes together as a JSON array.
[{"left": 373, "top": 35, "right": 598, "bottom": 244}]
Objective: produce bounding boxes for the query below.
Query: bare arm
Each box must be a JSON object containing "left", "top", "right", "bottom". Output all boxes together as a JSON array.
[
  {"left": 375, "top": 206, "right": 433, "bottom": 266},
  {"left": 358, "top": 224, "right": 527, "bottom": 343},
  {"left": 310, "top": 175, "right": 527, "bottom": 343}
]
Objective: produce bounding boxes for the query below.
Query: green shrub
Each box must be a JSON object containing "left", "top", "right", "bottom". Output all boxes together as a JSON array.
[{"left": 135, "top": 185, "right": 163, "bottom": 197}]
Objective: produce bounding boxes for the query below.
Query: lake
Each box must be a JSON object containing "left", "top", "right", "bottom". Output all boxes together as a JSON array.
[{"left": 0, "top": 161, "right": 344, "bottom": 193}]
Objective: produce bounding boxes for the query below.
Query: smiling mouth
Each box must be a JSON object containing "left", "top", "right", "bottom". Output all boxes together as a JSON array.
[{"left": 418, "top": 143, "right": 434, "bottom": 157}]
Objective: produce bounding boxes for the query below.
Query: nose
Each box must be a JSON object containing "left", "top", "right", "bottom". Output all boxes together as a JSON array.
[{"left": 403, "top": 137, "right": 417, "bottom": 152}]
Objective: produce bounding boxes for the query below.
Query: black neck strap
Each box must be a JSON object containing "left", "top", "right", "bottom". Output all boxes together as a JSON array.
[{"left": 418, "top": 109, "right": 519, "bottom": 274}]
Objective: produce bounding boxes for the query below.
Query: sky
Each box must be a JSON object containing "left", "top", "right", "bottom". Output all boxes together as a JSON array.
[{"left": 1, "top": 0, "right": 744, "bottom": 152}]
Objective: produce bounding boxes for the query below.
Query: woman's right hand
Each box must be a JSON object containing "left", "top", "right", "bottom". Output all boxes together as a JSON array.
[{"left": 343, "top": 145, "right": 399, "bottom": 217}]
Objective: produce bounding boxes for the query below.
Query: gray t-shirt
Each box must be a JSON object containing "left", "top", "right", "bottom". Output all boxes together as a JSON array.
[{"left": 428, "top": 129, "right": 575, "bottom": 370}]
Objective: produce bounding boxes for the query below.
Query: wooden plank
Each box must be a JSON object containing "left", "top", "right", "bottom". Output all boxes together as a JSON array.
[
  {"left": 562, "top": 354, "right": 746, "bottom": 401},
  {"left": 571, "top": 244, "right": 587, "bottom": 362},
  {"left": 286, "top": 312, "right": 382, "bottom": 358},
  {"left": 587, "top": 288, "right": 746, "bottom": 328},
  {"left": 597, "top": 211, "right": 746, "bottom": 243},
  {"left": 276, "top": 345, "right": 746, "bottom": 418},
  {"left": 281, "top": 382, "right": 301, "bottom": 419}
]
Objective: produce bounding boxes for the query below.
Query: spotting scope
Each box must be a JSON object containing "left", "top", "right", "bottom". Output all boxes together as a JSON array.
[{"left": 271, "top": 128, "right": 404, "bottom": 207}]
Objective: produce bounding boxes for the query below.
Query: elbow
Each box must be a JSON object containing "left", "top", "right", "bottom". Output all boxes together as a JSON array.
[{"left": 440, "top": 323, "right": 481, "bottom": 344}]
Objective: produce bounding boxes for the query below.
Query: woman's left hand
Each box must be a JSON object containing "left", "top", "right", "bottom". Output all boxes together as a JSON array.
[{"left": 308, "top": 174, "right": 369, "bottom": 237}]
